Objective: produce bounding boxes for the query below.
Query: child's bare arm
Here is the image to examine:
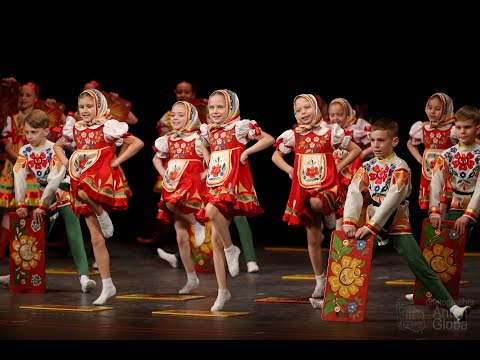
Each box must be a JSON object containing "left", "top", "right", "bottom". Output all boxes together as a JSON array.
[
  {"left": 241, "top": 130, "right": 275, "bottom": 164},
  {"left": 152, "top": 156, "right": 166, "bottom": 178},
  {"left": 111, "top": 135, "right": 144, "bottom": 167},
  {"left": 53, "top": 139, "right": 69, "bottom": 168},
  {"left": 272, "top": 150, "right": 294, "bottom": 179},
  {"left": 337, "top": 141, "right": 362, "bottom": 173},
  {"left": 407, "top": 138, "right": 423, "bottom": 164}
]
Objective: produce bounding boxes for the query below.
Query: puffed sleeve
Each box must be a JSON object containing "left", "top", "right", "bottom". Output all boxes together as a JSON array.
[
  {"left": 235, "top": 119, "right": 262, "bottom": 144},
  {"left": 408, "top": 121, "right": 423, "bottom": 145},
  {"left": 194, "top": 133, "right": 204, "bottom": 158},
  {"left": 104, "top": 119, "right": 129, "bottom": 146},
  {"left": 352, "top": 119, "right": 371, "bottom": 146},
  {"left": 331, "top": 123, "right": 350, "bottom": 150},
  {"left": 153, "top": 136, "right": 169, "bottom": 159},
  {"left": 274, "top": 129, "right": 295, "bottom": 155},
  {"left": 60, "top": 115, "right": 77, "bottom": 148},
  {"left": 199, "top": 123, "right": 210, "bottom": 146}
]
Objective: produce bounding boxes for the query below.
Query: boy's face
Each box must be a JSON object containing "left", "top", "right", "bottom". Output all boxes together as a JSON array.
[
  {"left": 455, "top": 119, "right": 480, "bottom": 146},
  {"left": 170, "top": 103, "right": 188, "bottom": 130},
  {"left": 370, "top": 129, "right": 399, "bottom": 160},
  {"left": 208, "top": 94, "right": 228, "bottom": 124},
  {"left": 25, "top": 123, "right": 49, "bottom": 147}
]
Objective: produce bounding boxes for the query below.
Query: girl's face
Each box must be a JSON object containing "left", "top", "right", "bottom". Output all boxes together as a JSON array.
[
  {"left": 455, "top": 119, "right": 480, "bottom": 146},
  {"left": 294, "top": 97, "right": 316, "bottom": 125},
  {"left": 78, "top": 95, "right": 96, "bottom": 122},
  {"left": 329, "top": 103, "right": 347, "bottom": 128},
  {"left": 426, "top": 96, "right": 443, "bottom": 123},
  {"left": 25, "top": 122, "right": 49, "bottom": 147},
  {"left": 170, "top": 103, "right": 188, "bottom": 130},
  {"left": 208, "top": 94, "right": 228, "bottom": 124},
  {"left": 175, "top": 82, "right": 194, "bottom": 102},
  {"left": 17, "top": 85, "right": 37, "bottom": 111}
]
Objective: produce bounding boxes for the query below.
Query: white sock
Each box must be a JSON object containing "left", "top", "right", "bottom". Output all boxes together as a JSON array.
[
  {"left": 450, "top": 304, "right": 471, "bottom": 322},
  {"left": 179, "top": 273, "right": 199, "bottom": 295},
  {"left": 224, "top": 245, "right": 241, "bottom": 277},
  {"left": 80, "top": 274, "right": 96, "bottom": 293},
  {"left": 247, "top": 261, "right": 259, "bottom": 273},
  {"left": 93, "top": 278, "right": 116, "bottom": 305},
  {"left": 312, "top": 274, "right": 326, "bottom": 298},
  {"left": 405, "top": 294, "right": 414, "bottom": 302},
  {"left": 0, "top": 274, "right": 10, "bottom": 287},
  {"left": 97, "top": 211, "right": 114, "bottom": 238},
  {"left": 192, "top": 222, "right": 206, "bottom": 247},
  {"left": 210, "top": 289, "right": 231, "bottom": 312},
  {"left": 309, "top": 297, "right": 324, "bottom": 309},
  {"left": 157, "top": 248, "right": 180, "bottom": 268}
]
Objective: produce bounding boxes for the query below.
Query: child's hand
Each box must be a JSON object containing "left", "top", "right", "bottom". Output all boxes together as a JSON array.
[
  {"left": 200, "top": 169, "right": 208, "bottom": 181},
  {"left": 429, "top": 213, "right": 442, "bottom": 230},
  {"left": 286, "top": 167, "right": 294, "bottom": 179},
  {"left": 355, "top": 226, "right": 371, "bottom": 240},
  {"left": 240, "top": 151, "right": 249, "bottom": 165},
  {"left": 454, "top": 215, "right": 471, "bottom": 235},
  {"left": 110, "top": 159, "right": 119, "bottom": 168},
  {"left": 33, "top": 208, "right": 46, "bottom": 224},
  {"left": 342, "top": 224, "right": 357, "bottom": 238},
  {"left": 16, "top": 208, "right": 28, "bottom": 219}
]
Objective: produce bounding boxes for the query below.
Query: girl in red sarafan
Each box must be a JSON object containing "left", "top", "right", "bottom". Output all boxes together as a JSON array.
[
  {"left": 152, "top": 101, "right": 207, "bottom": 295},
  {"left": 272, "top": 94, "right": 361, "bottom": 302}
]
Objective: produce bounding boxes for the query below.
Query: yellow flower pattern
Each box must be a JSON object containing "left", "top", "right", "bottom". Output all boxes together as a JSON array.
[
  {"left": 423, "top": 244, "right": 456, "bottom": 283},
  {"left": 328, "top": 256, "right": 365, "bottom": 298},
  {"left": 11, "top": 234, "right": 42, "bottom": 271}
]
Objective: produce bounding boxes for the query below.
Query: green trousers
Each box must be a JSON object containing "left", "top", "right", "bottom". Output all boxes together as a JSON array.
[
  {"left": 46, "top": 206, "right": 89, "bottom": 277},
  {"left": 372, "top": 232, "right": 456, "bottom": 309}
]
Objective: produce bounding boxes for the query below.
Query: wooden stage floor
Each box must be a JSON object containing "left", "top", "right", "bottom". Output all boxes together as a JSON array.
[{"left": 0, "top": 239, "right": 479, "bottom": 343}]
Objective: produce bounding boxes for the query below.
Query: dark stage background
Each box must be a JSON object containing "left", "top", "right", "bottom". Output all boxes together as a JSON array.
[{"left": 3, "top": 57, "right": 480, "bottom": 249}]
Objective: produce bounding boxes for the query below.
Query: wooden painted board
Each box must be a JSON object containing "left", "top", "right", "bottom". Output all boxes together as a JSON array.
[
  {"left": 19, "top": 305, "right": 112, "bottom": 312},
  {"left": 413, "top": 218, "right": 467, "bottom": 306},
  {"left": 9, "top": 213, "right": 45, "bottom": 293},
  {"left": 152, "top": 309, "right": 249, "bottom": 317},
  {"left": 116, "top": 294, "right": 205, "bottom": 300},
  {"left": 321, "top": 230, "right": 374, "bottom": 322},
  {"left": 255, "top": 297, "right": 310, "bottom": 304}
]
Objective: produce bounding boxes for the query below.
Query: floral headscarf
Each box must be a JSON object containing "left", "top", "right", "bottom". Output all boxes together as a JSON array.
[
  {"left": 167, "top": 101, "right": 201, "bottom": 140},
  {"left": 329, "top": 97, "right": 356, "bottom": 127},
  {"left": 425, "top": 92, "right": 454, "bottom": 127},
  {"left": 76, "top": 88, "right": 111, "bottom": 128},
  {"left": 293, "top": 94, "right": 323, "bottom": 134}
]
